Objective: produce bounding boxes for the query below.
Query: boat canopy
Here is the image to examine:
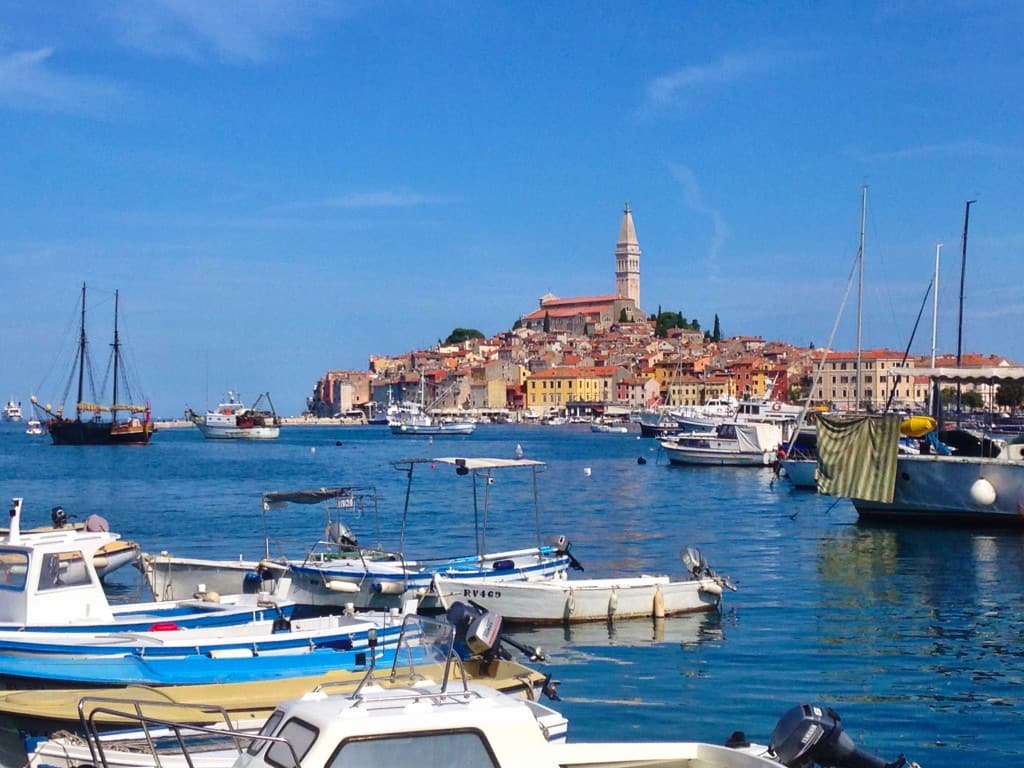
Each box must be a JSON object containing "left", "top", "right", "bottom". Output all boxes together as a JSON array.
[
  {"left": 889, "top": 366, "right": 1024, "bottom": 383},
  {"left": 428, "top": 457, "right": 545, "bottom": 470},
  {"left": 262, "top": 487, "right": 366, "bottom": 508}
]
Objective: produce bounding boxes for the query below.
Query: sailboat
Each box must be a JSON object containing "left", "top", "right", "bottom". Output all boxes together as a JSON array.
[{"left": 31, "top": 284, "right": 155, "bottom": 446}]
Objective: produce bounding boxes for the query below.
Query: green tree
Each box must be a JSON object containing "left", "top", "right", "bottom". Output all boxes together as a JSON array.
[
  {"left": 712, "top": 314, "right": 721, "bottom": 343},
  {"left": 444, "top": 328, "right": 485, "bottom": 345},
  {"left": 543, "top": 312, "right": 551, "bottom": 333},
  {"left": 996, "top": 380, "right": 1024, "bottom": 411},
  {"left": 619, "top": 308, "right": 628, "bottom": 322},
  {"left": 962, "top": 390, "right": 984, "bottom": 410}
]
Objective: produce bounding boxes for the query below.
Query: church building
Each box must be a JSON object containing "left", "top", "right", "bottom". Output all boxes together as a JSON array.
[{"left": 520, "top": 203, "right": 644, "bottom": 334}]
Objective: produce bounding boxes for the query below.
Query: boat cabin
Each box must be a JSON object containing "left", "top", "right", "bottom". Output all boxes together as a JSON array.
[{"left": 1, "top": 498, "right": 116, "bottom": 626}]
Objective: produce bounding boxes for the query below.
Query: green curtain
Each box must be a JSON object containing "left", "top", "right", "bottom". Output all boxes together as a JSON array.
[{"left": 816, "top": 414, "right": 902, "bottom": 503}]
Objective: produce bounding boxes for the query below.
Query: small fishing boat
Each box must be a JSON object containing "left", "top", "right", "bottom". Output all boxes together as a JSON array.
[
  {"left": 31, "top": 283, "right": 155, "bottom": 445},
  {"left": 142, "top": 465, "right": 576, "bottom": 610},
  {"left": 0, "top": 498, "right": 294, "bottom": 633},
  {"left": 6, "top": 614, "right": 552, "bottom": 733},
  {"left": 187, "top": 391, "right": 281, "bottom": 440},
  {"left": 424, "top": 546, "right": 734, "bottom": 624},
  {"left": 23, "top": 418, "right": 43, "bottom": 435},
  {"left": 590, "top": 419, "right": 629, "bottom": 433}
]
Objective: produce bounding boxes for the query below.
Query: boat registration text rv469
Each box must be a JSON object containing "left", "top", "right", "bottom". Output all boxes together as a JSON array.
[{"left": 463, "top": 588, "right": 501, "bottom": 599}]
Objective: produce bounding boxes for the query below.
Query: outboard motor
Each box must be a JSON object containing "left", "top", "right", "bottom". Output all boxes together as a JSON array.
[
  {"left": 51, "top": 506, "right": 68, "bottom": 528},
  {"left": 545, "top": 534, "right": 584, "bottom": 571},
  {"left": 446, "top": 601, "right": 503, "bottom": 657},
  {"left": 325, "top": 521, "right": 358, "bottom": 549},
  {"left": 770, "top": 704, "right": 907, "bottom": 768}
]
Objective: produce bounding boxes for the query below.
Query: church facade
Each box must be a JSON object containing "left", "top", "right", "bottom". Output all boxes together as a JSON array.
[{"left": 521, "top": 203, "right": 644, "bottom": 334}]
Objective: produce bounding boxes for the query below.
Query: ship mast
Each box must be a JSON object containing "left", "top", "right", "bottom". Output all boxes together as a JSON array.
[
  {"left": 855, "top": 185, "right": 866, "bottom": 409},
  {"left": 75, "top": 282, "right": 87, "bottom": 421},
  {"left": 112, "top": 289, "right": 121, "bottom": 422},
  {"left": 955, "top": 200, "right": 975, "bottom": 420}
]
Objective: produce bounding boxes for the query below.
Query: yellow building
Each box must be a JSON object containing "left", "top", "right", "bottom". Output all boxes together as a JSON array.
[{"left": 526, "top": 366, "right": 625, "bottom": 414}]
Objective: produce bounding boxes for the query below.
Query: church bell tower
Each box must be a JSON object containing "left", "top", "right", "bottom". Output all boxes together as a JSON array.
[{"left": 615, "top": 202, "right": 641, "bottom": 312}]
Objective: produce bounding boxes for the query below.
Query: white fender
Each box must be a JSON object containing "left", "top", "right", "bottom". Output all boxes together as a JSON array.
[
  {"left": 653, "top": 586, "right": 665, "bottom": 619},
  {"left": 699, "top": 581, "right": 724, "bottom": 597},
  {"left": 608, "top": 587, "right": 618, "bottom": 616},
  {"left": 970, "top": 478, "right": 996, "bottom": 506},
  {"left": 373, "top": 581, "right": 405, "bottom": 595},
  {"left": 324, "top": 579, "right": 360, "bottom": 593}
]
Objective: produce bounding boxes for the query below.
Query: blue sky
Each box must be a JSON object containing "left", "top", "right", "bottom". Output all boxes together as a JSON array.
[{"left": 2, "top": 1, "right": 1021, "bottom": 417}]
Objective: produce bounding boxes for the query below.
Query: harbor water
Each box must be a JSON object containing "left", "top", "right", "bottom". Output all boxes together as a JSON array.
[{"left": 2, "top": 422, "right": 1023, "bottom": 767}]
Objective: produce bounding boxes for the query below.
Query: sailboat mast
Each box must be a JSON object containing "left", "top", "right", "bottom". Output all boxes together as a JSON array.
[
  {"left": 75, "top": 283, "right": 87, "bottom": 421},
  {"left": 929, "top": 244, "right": 942, "bottom": 417},
  {"left": 955, "top": 200, "right": 975, "bottom": 419},
  {"left": 111, "top": 289, "right": 121, "bottom": 422},
  {"left": 856, "top": 185, "right": 866, "bottom": 409}
]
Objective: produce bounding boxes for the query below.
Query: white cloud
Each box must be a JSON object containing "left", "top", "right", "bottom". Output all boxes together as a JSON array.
[
  {"left": 644, "top": 50, "right": 792, "bottom": 112},
  {"left": 0, "top": 47, "right": 120, "bottom": 115},
  {"left": 106, "top": 0, "right": 350, "bottom": 63},
  {"left": 670, "top": 164, "right": 729, "bottom": 277}
]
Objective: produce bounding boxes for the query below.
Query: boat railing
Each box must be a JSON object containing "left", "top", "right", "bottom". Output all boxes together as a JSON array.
[{"left": 75, "top": 695, "right": 303, "bottom": 768}]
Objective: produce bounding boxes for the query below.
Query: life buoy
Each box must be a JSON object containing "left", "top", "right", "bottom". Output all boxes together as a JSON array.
[{"left": 771, "top": 402, "right": 782, "bottom": 412}]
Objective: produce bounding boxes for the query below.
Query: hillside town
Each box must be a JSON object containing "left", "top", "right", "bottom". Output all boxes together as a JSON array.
[{"left": 308, "top": 205, "right": 1018, "bottom": 422}]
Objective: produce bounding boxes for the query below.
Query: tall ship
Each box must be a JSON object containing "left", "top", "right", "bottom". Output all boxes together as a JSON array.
[
  {"left": 31, "top": 284, "right": 154, "bottom": 446},
  {"left": 187, "top": 391, "right": 281, "bottom": 439}
]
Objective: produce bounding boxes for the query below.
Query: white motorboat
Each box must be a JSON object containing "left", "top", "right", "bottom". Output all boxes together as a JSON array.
[
  {"left": 1, "top": 497, "right": 294, "bottom": 633},
  {"left": 590, "top": 420, "right": 629, "bottom": 433},
  {"left": 661, "top": 422, "right": 783, "bottom": 466},
  {"left": 24, "top": 418, "right": 43, "bottom": 435},
  {"left": 2, "top": 399, "right": 22, "bottom": 422},
  {"left": 25, "top": 615, "right": 914, "bottom": 768},
  {"left": 187, "top": 391, "right": 281, "bottom": 440},
  {"left": 425, "top": 546, "right": 734, "bottom": 624}
]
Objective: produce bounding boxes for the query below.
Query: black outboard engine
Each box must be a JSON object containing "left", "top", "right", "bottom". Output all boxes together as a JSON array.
[
  {"left": 770, "top": 704, "right": 906, "bottom": 768},
  {"left": 51, "top": 506, "right": 68, "bottom": 528},
  {"left": 545, "top": 534, "right": 584, "bottom": 571}
]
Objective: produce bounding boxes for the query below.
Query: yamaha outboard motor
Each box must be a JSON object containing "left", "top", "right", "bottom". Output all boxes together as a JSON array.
[{"left": 770, "top": 704, "right": 907, "bottom": 768}]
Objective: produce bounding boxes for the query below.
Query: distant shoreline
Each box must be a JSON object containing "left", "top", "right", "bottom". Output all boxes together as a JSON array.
[{"left": 153, "top": 416, "right": 369, "bottom": 430}]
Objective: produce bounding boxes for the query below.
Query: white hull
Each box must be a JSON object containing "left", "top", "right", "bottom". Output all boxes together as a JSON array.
[
  {"left": 429, "top": 574, "right": 722, "bottom": 624},
  {"left": 780, "top": 458, "right": 818, "bottom": 489},
  {"left": 195, "top": 423, "right": 280, "bottom": 440},
  {"left": 851, "top": 453, "right": 1024, "bottom": 523},
  {"left": 389, "top": 421, "right": 476, "bottom": 435},
  {"left": 662, "top": 445, "right": 774, "bottom": 466},
  {"left": 141, "top": 554, "right": 271, "bottom": 601}
]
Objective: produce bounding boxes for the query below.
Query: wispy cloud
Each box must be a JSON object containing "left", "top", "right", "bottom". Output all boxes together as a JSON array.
[
  {"left": 106, "top": 0, "right": 350, "bottom": 63},
  {"left": 0, "top": 47, "right": 121, "bottom": 115},
  {"left": 644, "top": 50, "right": 799, "bottom": 112},
  {"left": 670, "top": 164, "right": 729, "bottom": 277},
  {"left": 861, "top": 140, "right": 1012, "bottom": 162}
]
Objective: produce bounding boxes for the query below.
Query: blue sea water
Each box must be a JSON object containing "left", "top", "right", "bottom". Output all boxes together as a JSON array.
[{"left": 2, "top": 422, "right": 1023, "bottom": 767}]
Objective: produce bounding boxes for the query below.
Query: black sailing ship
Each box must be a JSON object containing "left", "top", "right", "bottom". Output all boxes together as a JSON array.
[{"left": 31, "top": 283, "right": 155, "bottom": 445}]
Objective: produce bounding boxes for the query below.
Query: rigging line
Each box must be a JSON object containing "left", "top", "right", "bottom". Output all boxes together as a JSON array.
[
  {"left": 883, "top": 278, "right": 934, "bottom": 414},
  {"left": 783, "top": 250, "right": 860, "bottom": 459}
]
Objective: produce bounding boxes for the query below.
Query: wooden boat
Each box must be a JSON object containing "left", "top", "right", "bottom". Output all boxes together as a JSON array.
[
  {"left": 4, "top": 617, "right": 552, "bottom": 730},
  {"left": 423, "top": 547, "right": 734, "bottom": 624},
  {"left": 31, "top": 283, "right": 154, "bottom": 445},
  {"left": 0, "top": 498, "right": 294, "bottom": 633}
]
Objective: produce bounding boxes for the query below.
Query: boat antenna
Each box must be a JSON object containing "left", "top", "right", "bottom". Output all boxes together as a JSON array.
[{"left": 955, "top": 200, "right": 975, "bottom": 422}]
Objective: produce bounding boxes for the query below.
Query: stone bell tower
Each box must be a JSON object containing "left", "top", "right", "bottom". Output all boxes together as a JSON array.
[{"left": 615, "top": 202, "right": 641, "bottom": 311}]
